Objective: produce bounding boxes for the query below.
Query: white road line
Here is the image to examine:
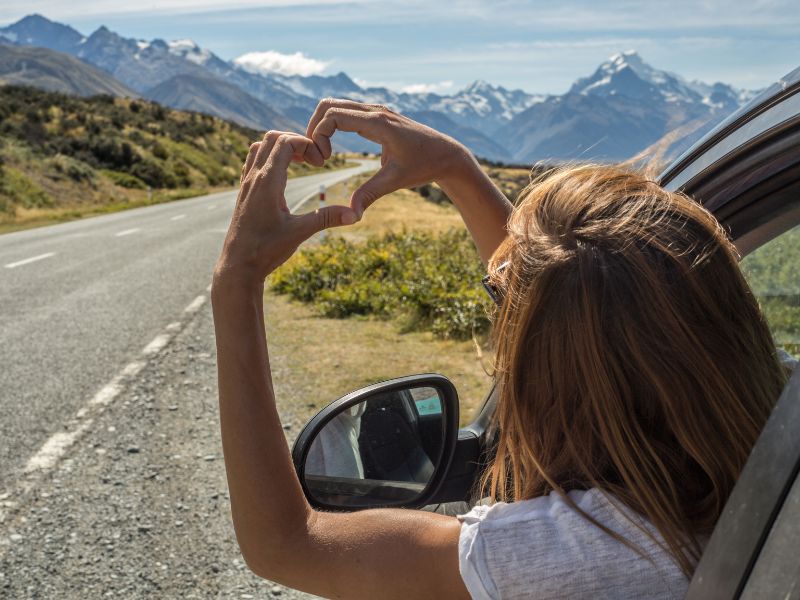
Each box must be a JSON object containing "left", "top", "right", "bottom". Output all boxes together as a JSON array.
[
  {"left": 21, "top": 327, "right": 184, "bottom": 475},
  {"left": 23, "top": 327, "right": 182, "bottom": 476},
  {"left": 207, "top": 205, "right": 217, "bottom": 210},
  {"left": 170, "top": 214, "right": 186, "bottom": 221},
  {"left": 184, "top": 295, "right": 206, "bottom": 315},
  {"left": 115, "top": 228, "right": 140, "bottom": 237},
  {"left": 142, "top": 333, "right": 172, "bottom": 356},
  {"left": 4, "top": 252, "right": 56, "bottom": 269},
  {"left": 24, "top": 419, "right": 93, "bottom": 473}
]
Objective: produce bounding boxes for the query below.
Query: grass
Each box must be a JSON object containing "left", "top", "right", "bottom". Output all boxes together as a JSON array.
[
  {"left": 264, "top": 175, "right": 494, "bottom": 423},
  {"left": 0, "top": 185, "right": 218, "bottom": 234},
  {"left": 264, "top": 292, "right": 493, "bottom": 424}
]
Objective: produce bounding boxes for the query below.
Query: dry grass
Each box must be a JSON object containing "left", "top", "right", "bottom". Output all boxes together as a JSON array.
[
  {"left": 264, "top": 291, "right": 492, "bottom": 424},
  {"left": 264, "top": 175, "right": 495, "bottom": 424},
  {"left": 301, "top": 173, "right": 466, "bottom": 241}
]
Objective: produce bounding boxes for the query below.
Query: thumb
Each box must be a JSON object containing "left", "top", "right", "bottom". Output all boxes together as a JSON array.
[
  {"left": 295, "top": 204, "right": 359, "bottom": 238},
  {"left": 351, "top": 167, "right": 398, "bottom": 218}
]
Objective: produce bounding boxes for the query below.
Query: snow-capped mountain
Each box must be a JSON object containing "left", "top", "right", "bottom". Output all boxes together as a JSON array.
[
  {"left": 0, "top": 15, "right": 759, "bottom": 164},
  {"left": 501, "top": 50, "right": 755, "bottom": 163},
  {"left": 571, "top": 50, "right": 753, "bottom": 110}
]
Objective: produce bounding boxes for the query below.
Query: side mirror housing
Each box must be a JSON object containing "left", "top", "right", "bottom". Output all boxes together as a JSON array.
[{"left": 291, "top": 374, "right": 460, "bottom": 511}]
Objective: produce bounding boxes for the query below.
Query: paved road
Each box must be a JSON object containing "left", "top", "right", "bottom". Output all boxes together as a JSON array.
[{"left": 0, "top": 161, "right": 377, "bottom": 492}]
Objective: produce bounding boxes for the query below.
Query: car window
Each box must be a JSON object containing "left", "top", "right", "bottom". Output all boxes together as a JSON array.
[{"left": 739, "top": 223, "right": 800, "bottom": 357}]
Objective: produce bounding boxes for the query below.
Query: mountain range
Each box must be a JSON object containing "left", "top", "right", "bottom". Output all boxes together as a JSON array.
[{"left": 0, "top": 14, "right": 759, "bottom": 164}]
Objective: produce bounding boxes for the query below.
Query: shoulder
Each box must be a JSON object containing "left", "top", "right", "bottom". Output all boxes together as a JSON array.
[{"left": 457, "top": 489, "right": 688, "bottom": 600}]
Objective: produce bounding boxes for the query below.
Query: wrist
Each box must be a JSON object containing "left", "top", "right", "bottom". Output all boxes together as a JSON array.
[
  {"left": 436, "top": 149, "right": 484, "bottom": 193},
  {"left": 435, "top": 142, "right": 481, "bottom": 189}
]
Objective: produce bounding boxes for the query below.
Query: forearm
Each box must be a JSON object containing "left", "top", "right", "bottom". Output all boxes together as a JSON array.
[
  {"left": 211, "top": 273, "right": 312, "bottom": 568},
  {"left": 437, "top": 150, "right": 513, "bottom": 265}
]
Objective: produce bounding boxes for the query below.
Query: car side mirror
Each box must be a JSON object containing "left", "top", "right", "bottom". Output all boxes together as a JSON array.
[{"left": 291, "top": 374, "right": 460, "bottom": 511}]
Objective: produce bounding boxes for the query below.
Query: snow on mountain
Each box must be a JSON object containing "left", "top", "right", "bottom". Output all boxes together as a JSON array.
[{"left": 167, "top": 39, "right": 213, "bottom": 66}]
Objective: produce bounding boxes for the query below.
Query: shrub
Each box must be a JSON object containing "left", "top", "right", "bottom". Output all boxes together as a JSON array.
[
  {"left": 0, "top": 167, "right": 52, "bottom": 209},
  {"left": 271, "top": 228, "right": 493, "bottom": 339},
  {"left": 48, "top": 154, "right": 96, "bottom": 183},
  {"left": 100, "top": 169, "right": 147, "bottom": 189},
  {"left": 412, "top": 183, "right": 451, "bottom": 205}
]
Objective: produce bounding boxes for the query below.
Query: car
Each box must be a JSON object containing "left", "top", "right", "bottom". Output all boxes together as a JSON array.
[{"left": 290, "top": 64, "right": 800, "bottom": 600}]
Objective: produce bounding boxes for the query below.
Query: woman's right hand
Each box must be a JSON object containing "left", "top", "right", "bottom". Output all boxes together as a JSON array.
[{"left": 306, "top": 98, "right": 477, "bottom": 218}]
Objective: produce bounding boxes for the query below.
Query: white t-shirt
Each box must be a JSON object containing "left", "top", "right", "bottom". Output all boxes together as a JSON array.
[{"left": 458, "top": 488, "right": 690, "bottom": 600}]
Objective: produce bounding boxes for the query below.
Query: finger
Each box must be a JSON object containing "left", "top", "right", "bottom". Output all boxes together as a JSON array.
[
  {"left": 241, "top": 142, "right": 260, "bottom": 181},
  {"left": 350, "top": 166, "right": 399, "bottom": 218},
  {"left": 312, "top": 108, "right": 387, "bottom": 159},
  {"left": 295, "top": 204, "right": 358, "bottom": 238},
  {"left": 252, "top": 130, "right": 281, "bottom": 173},
  {"left": 305, "top": 98, "right": 384, "bottom": 139},
  {"left": 303, "top": 141, "right": 325, "bottom": 167},
  {"left": 261, "top": 133, "right": 318, "bottom": 193}
]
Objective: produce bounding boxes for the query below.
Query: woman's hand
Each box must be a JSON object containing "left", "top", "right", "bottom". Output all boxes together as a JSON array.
[
  {"left": 307, "top": 98, "right": 513, "bottom": 264},
  {"left": 214, "top": 131, "right": 358, "bottom": 285},
  {"left": 306, "top": 98, "right": 475, "bottom": 218}
]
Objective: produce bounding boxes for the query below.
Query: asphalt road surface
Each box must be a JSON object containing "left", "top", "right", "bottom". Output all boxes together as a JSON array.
[{"left": 0, "top": 161, "right": 376, "bottom": 492}]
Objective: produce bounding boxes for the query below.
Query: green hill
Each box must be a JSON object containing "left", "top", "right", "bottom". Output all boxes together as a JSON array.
[{"left": 0, "top": 85, "right": 347, "bottom": 230}]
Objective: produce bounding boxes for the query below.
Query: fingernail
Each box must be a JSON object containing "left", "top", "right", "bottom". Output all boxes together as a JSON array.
[{"left": 341, "top": 211, "right": 357, "bottom": 225}]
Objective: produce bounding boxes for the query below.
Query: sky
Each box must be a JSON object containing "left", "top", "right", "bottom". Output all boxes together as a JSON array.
[{"left": 1, "top": 0, "right": 798, "bottom": 95}]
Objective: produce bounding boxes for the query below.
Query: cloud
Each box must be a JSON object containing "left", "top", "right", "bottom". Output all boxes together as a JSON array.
[
  {"left": 401, "top": 80, "right": 455, "bottom": 94},
  {"left": 0, "top": 0, "right": 365, "bottom": 21},
  {"left": 233, "top": 50, "right": 329, "bottom": 77}
]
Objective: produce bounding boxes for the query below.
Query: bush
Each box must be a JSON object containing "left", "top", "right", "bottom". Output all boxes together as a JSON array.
[
  {"left": 48, "top": 154, "right": 96, "bottom": 183},
  {"left": 412, "top": 183, "right": 451, "bottom": 205},
  {"left": 271, "top": 228, "right": 493, "bottom": 339},
  {"left": 100, "top": 169, "right": 147, "bottom": 189},
  {"left": 0, "top": 166, "right": 52, "bottom": 209}
]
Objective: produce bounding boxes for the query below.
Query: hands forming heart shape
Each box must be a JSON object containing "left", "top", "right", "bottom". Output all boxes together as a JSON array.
[{"left": 217, "top": 98, "right": 474, "bottom": 283}]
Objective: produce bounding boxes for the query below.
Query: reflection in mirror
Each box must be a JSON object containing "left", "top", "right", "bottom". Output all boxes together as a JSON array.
[{"left": 304, "top": 386, "right": 445, "bottom": 508}]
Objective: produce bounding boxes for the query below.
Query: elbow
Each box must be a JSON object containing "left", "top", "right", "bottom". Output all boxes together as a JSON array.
[
  {"left": 232, "top": 512, "right": 317, "bottom": 582},
  {"left": 237, "top": 536, "right": 293, "bottom": 581}
]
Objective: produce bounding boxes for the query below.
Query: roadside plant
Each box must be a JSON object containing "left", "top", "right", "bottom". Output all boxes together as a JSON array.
[{"left": 271, "top": 228, "right": 493, "bottom": 339}]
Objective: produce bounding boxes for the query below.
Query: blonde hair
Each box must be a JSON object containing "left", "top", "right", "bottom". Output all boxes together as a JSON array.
[{"left": 483, "top": 164, "right": 786, "bottom": 576}]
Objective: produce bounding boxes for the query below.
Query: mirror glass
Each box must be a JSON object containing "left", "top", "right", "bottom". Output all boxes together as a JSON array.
[{"left": 303, "top": 386, "right": 446, "bottom": 507}]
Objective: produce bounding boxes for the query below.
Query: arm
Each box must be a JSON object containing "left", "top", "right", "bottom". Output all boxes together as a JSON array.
[
  {"left": 306, "top": 98, "right": 513, "bottom": 265},
  {"left": 212, "top": 131, "right": 471, "bottom": 599}
]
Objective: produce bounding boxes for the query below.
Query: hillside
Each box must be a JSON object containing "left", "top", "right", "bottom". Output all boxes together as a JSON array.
[
  {"left": 0, "top": 85, "right": 349, "bottom": 229},
  {"left": 145, "top": 74, "right": 300, "bottom": 132},
  {"left": 0, "top": 44, "right": 135, "bottom": 97}
]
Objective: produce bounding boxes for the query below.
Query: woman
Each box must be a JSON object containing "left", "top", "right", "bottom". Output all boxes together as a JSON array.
[{"left": 211, "top": 99, "right": 786, "bottom": 599}]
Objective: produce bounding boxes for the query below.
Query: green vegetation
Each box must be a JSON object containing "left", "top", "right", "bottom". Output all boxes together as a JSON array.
[
  {"left": 0, "top": 85, "right": 351, "bottom": 230},
  {"left": 740, "top": 224, "right": 800, "bottom": 354},
  {"left": 271, "top": 228, "right": 492, "bottom": 340}
]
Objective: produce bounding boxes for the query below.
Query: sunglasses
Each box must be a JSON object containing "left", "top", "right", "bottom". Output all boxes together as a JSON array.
[{"left": 481, "top": 260, "right": 510, "bottom": 306}]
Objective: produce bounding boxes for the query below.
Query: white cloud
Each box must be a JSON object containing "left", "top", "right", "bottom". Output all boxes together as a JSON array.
[
  {"left": 401, "top": 80, "right": 455, "bottom": 94},
  {"left": 233, "top": 50, "right": 329, "bottom": 77}
]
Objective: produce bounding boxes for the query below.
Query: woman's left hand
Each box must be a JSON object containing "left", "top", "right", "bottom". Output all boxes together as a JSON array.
[{"left": 214, "top": 131, "right": 358, "bottom": 285}]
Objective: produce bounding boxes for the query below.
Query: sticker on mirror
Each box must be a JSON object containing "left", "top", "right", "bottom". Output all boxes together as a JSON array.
[{"left": 414, "top": 395, "right": 442, "bottom": 416}]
